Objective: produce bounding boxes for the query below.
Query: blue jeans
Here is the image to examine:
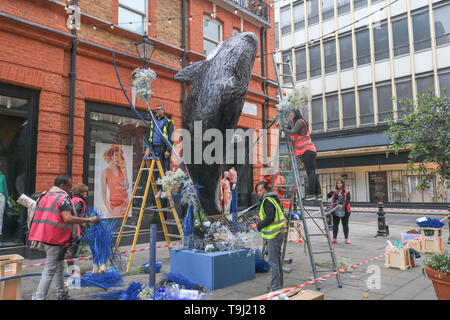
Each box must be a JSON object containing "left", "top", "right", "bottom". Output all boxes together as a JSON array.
[
  {"left": 151, "top": 144, "right": 169, "bottom": 191},
  {"left": 267, "top": 232, "right": 284, "bottom": 291}
]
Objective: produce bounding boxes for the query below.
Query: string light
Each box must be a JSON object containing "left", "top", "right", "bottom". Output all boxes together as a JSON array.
[
  {"left": 168, "top": 18, "right": 172, "bottom": 24},
  {"left": 93, "top": 25, "right": 96, "bottom": 30},
  {"left": 148, "top": 20, "right": 151, "bottom": 26},
  {"left": 189, "top": 15, "right": 192, "bottom": 21},
  {"left": 234, "top": 9, "right": 238, "bottom": 14},
  {"left": 110, "top": 24, "right": 114, "bottom": 29}
]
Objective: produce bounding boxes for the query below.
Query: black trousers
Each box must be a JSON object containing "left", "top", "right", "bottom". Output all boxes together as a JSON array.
[
  {"left": 332, "top": 213, "right": 350, "bottom": 239},
  {"left": 299, "top": 150, "right": 321, "bottom": 195},
  {"left": 151, "top": 144, "right": 169, "bottom": 191}
]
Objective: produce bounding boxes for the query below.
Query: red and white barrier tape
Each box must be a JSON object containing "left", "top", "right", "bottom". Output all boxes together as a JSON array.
[
  {"left": 353, "top": 207, "right": 448, "bottom": 214},
  {"left": 22, "top": 242, "right": 183, "bottom": 269},
  {"left": 261, "top": 214, "right": 449, "bottom": 300}
]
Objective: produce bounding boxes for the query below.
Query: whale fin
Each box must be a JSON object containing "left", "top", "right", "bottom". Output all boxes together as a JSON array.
[{"left": 174, "top": 61, "right": 205, "bottom": 82}]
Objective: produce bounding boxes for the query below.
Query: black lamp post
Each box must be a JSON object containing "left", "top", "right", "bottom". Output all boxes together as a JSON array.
[{"left": 135, "top": 32, "right": 155, "bottom": 69}]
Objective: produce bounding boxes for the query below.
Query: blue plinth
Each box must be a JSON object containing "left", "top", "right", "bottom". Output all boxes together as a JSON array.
[{"left": 170, "top": 248, "right": 255, "bottom": 290}]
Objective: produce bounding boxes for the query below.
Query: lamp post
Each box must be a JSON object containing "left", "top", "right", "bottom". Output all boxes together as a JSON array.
[
  {"left": 375, "top": 202, "right": 389, "bottom": 237},
  {"left": 135, "top": 32, "right": 155, "bottom": 69}
]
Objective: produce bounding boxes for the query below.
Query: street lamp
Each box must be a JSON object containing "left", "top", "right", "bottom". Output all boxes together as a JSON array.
[{"left": 135, "top": 32, "right": 155, "bottom": 69}]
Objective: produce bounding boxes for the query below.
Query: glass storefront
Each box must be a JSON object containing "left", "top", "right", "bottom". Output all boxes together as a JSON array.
[
  {"left": 0, "top": 84, "right": 38, "bottom": 248},
  {"left": 84, "top": 102, "right": 162, "bottom": 234},
  {"left": 319, "top": 172, "right": 356, "bottom": 201}
]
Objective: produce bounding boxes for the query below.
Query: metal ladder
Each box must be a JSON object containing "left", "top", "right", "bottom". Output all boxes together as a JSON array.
[
  {"left": 271, "top": 53, "right": 342, "bottom": 290},
  {"left": 113, "top": 157, "right": 184, "bottom": 273}
]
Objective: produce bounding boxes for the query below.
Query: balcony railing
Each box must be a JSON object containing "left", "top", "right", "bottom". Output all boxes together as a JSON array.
[{"left": 229, "top": 0, "right": 270, "bottom": 22}]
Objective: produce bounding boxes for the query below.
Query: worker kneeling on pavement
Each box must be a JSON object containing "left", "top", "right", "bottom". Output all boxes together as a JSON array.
[
  {"left": 250, "top": 181, "right": 287, "bottom": 292},
  {"left": 28, "top": 175, "right": 99, "bottom": 300}
]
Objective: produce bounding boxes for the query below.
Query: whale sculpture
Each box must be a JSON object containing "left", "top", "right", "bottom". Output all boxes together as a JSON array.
[{"left": 174, "top": 32, "right": 258, "bottom": 215}]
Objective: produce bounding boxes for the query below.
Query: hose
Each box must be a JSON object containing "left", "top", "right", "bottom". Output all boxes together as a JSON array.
[{"left": 0, "top": 273, "right": 108, "bottom": 291}]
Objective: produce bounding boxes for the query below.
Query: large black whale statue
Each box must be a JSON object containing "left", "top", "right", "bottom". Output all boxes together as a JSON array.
[{"left": 174, "top": 32, "right": 258, "bottom": 215}]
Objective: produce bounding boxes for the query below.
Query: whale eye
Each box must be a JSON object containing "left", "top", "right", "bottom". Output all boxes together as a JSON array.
[{"left": 206, "top": 41, "right": 223, "bottom": 61}]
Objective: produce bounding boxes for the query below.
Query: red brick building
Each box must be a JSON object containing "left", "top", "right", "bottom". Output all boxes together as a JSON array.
[{"left": 0, "top": 0, "right": 278, "bottom": 254}]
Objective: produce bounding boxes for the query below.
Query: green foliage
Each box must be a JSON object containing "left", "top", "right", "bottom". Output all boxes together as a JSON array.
[
  {"left": 384, "top": 89, "right": 450, "bottom": 190},
  {"left": 424, "top": 251, "right": 450, "bottom": 275}
]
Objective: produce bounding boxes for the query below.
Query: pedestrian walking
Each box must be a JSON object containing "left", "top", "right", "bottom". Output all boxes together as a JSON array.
[
  {"left": 28, "top": 175, "right": 98, "bottom": 300},
  {"left": 327, "top": 179, "right": 351, "bottom": 244},
  {"left": 281, "top": 109, "right": 321, "bottom": 201},
  {"left": 250, "top": 181, "right": 287, "bottom": 292}
]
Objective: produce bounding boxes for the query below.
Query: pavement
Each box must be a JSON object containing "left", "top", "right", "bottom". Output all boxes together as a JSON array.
[{"left": 15, "top": 212, "right": 450, "bottom": 301}]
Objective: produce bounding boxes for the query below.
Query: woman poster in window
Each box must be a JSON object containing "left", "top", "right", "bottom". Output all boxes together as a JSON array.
[{"left": 94, "top": 143, "right": 132, "bottom": 218}]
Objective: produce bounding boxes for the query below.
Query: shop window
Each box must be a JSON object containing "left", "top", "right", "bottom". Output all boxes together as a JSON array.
[
  {"left": 118, "top": 0, "right": 146, "bottom": 35},
  {"left": 0, "top": 84, "right": 38, "bottom": 248},
  {"left": 318, "top": 172, "right": 356, "bottom": 202},
  {"left": 412, "top": 11, "right": 431, "bottom": 52},
  {"left": 367, "top": 171, "right": 388, "bottom": 203},
  {"left": 404, "top": 175, "right": 436, "bottom": 203},
  {"left": 387, "top": 170, "right": 404, "bottom": 203},
  {"left": 339, "top": 34, "right": 353, "bottom": 70},
  {"left": 85, "top": 103, "right": 157, "bottom": 230},
  {"left": 204, "top": 16, "right": 222, "bottom": 56},
  {"left": 434, "top": 3, "right": 450, "bottom": 46}
]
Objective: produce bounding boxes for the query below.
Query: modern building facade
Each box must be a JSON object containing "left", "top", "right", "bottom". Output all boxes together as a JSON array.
[
  {"left": 274, "top": 0, "right": 450, "bottom": 206},
  {"left": 0, "top": 0, "right": 278, "bottom": 255}
]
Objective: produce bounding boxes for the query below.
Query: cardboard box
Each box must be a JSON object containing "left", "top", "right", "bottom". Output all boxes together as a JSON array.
[
  {"left": 170, "top": 248, "right": 255, "bottom": 290},
  {"left": 0, "top": 254, "right": 23, "bottom": 300},
  {"left": 249, "top": 288, "right": 324, "bottom": 300},
  {"left": 420, "top": 227, "right": 443, "bottom": 253}
]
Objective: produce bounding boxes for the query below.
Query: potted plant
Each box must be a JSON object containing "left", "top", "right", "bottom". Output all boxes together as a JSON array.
[{"left": 424, "top": 251, "right": 450, "bottom": 300}]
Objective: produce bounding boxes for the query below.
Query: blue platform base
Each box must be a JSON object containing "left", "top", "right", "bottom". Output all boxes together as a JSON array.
[{"left": 170, "top": 248, "right": 255, "bottom": 290}]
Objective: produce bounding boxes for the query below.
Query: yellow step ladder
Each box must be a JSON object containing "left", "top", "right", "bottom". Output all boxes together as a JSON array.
[{"left": 113, "top": 157, "right": 184, "bottom": 272}]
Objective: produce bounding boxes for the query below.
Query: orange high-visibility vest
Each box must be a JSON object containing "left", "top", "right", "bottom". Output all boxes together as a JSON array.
[{"left": 290, "top": 119, "right": 316, "bottom": 156}]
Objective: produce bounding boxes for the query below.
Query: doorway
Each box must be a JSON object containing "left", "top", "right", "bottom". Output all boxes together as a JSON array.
[{"left": 0, "top": 83, "right": 38, "bottom": 249}]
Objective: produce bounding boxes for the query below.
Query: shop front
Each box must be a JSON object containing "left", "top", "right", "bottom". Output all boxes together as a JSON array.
[{"left": 0, "top": 83, "right": 38, "bottom": 252}]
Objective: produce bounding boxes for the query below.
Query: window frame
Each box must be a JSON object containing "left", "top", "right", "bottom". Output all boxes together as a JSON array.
[
  {"left": 355, "top": 28, "right": 371, "bottom": 66},
  {"left": 203, "top": 16, "right": 223, "bottom": 56},
  {"left": 392, "top": 16, "right": 410, "bottom": 57},
  {"left": 339, "top": 33, "right": 353, "bottom": 70},
  {"left": 433, "top": 3, "right": 450, "bottom": 46},
  {"left": 412, "top": 10, "right": 431, "bottom": 52},
  {"left": 118, "top": 0, "right": 147, "bottom": 35}
]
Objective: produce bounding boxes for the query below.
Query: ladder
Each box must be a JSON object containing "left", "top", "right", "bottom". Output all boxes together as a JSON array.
[
  {"left": 113, "top": 157, "right": 184, "bottom": 273},
  {"left": 271, "top": 53, "right": 342, "bottom": 290}
]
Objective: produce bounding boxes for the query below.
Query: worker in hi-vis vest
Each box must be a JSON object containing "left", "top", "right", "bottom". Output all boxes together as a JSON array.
[
  {"left": 144, "top": 104, "right": 175, "bottom": 198},
  {"left": 250, "top": 181, "right": 287, "bottom": 292}
]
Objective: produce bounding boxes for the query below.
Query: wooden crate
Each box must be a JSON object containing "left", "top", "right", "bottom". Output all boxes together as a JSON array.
[
  {"left": 420, "top": 228, "right": 443, "bottom": 254},
  {"left": 384, "top": 247, "right": 412, "bottom": 271},
  {"left": 249, "top": 288, "right": 324, "bottom": 300},
  {"left": 0, "top": 254, "right": 24, "bottom": 300},
  {"left": 406, "top": 239, "right": 422, "bottom": 253},
  {"left": 287, "top": 220, "right": 302, "bottom": 242}
]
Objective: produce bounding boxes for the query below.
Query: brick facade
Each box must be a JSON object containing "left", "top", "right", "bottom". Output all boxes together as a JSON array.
[{"left": 0, "top": 0, "right": 278, "bottom": 196}]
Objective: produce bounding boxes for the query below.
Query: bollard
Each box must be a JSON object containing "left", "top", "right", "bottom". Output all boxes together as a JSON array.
[
  {"left": 149, "top": 224, "right": 157, "bottom": 288},
  {"left": 448, "top": 205, "right": 450, "bottom": 245},
  {"left": 375, "top": 202, "right": 389, "bottom": 237}
]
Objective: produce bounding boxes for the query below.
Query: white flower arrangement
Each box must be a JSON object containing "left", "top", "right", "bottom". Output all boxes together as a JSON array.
[
  {"left": 132, "top": 67, "right": 157, "bottom": 101},
  {"left": 137, "top": 285, "right": 154, "bottom": 300},
  {"left": 156, "top": 168, "right": 187, "bottom": 193},
  {"left": 276, "top": 84, "right": 311, "bottom": 125}
]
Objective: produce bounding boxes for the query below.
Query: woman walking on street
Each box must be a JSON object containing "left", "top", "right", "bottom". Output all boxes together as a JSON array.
[
  {"left": 281, "top": 109, "right": 322, "bottom": 201},
  {"left": 327, "top": 179, "right": 351, "bottom": 244}
]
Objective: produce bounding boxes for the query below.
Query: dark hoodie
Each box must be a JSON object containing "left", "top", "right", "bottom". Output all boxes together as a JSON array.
[{"left": 257, "top": 192, "right": 282, "bottom": 232}]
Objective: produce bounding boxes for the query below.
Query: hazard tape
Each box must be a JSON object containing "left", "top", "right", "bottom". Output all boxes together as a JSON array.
[
  {"left": 261, "top": 214, "right": 449, "bottom": 300},
  {"left": 22, "top": 242, "right": 183, "bottom": 269},
  {"left": 353, "top": 207, "right": 448, "bottom": 214}
]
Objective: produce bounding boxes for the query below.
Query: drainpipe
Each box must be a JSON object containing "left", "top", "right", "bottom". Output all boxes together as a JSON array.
[
  {"left": 181, "top": 0, "right": 187, "bottom": 104},
  {"left": 67, "top": 0, "right": 78, "bottom": 176},
  {"left": 260, "top": 27, "right": 270, "bottom": 166}
]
